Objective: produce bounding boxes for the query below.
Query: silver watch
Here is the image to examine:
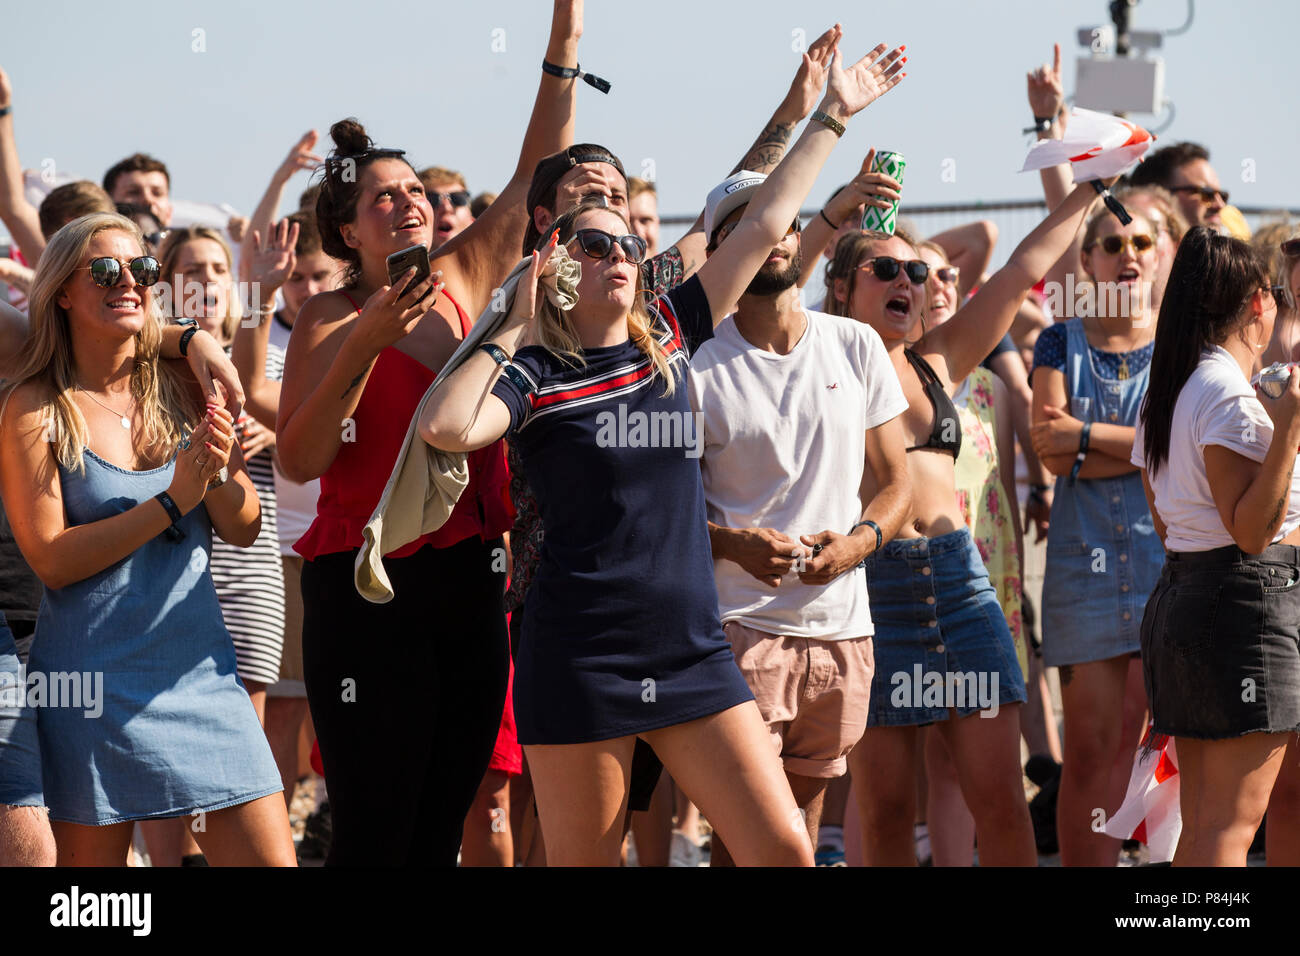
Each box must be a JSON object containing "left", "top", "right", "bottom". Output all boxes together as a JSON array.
[{"left": 207, "top": 466, "right": 229, "bottom": 489}]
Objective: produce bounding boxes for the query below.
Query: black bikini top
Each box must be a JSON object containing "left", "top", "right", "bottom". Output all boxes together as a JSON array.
[{"left": 903, "top": 348, "right": 961, "bottom": 460}]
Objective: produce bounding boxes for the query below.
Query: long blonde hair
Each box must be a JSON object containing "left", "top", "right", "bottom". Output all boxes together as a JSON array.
[
  {"left": 536, "top": 197, "right": 680, "bottom": 395},
  {"left": 157, "top": 226, "right": 242, "bottom": 343},
  {"left": 11, "top": 213, "right": 194, "bottom": 472}
]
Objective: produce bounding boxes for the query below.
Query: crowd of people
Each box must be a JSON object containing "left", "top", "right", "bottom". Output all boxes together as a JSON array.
[{"left": 0, "top": 3, "right": 1297, "bottom": 868}]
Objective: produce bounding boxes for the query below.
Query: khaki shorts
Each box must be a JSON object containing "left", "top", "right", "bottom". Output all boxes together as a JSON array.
[
  {"left": 267, "top": 555, "right": 307, "bottom": 698},
  {"left": 723, "top": 621, "right": 874, "bottom": 778}
]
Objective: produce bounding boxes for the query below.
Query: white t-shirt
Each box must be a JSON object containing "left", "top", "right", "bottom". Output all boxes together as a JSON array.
[
  {"left": 1130, "top": 346, "right": 1300, "bottom": 551},
  {"left": 688, "top": 309, "right": 908, "bottom": 640},
  {"left": 267, "top": 314, "right": 322, "bottom": 556}
]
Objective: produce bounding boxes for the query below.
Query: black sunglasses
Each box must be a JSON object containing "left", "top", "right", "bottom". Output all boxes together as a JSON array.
[
  {"left": 934, "top": 266, "right": 959, "bottom": 284},
  {"left": 568, "top": 228, "right": 647, "bottom": 264},
  {"left": 428, "top": 189, "right": 471, "bottom": 209},
  {"left": 1170, "top": 184, "right": 1229, "bottom": 205},
  {"left": 859, "top": 256, "right": 929, "bottom": 285},
  {"left": 79, "top": 256, "right": 161, "bottom": 288}
]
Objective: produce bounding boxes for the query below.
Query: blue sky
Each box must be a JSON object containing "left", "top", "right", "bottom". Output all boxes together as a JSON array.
[{"left": 2, "top": 0, "right": 1295, "bottom": 233}]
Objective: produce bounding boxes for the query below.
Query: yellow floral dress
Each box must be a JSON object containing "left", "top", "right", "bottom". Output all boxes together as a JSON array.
[{"left": 952, "top": 368, "right": 1027, "bottom": 679}]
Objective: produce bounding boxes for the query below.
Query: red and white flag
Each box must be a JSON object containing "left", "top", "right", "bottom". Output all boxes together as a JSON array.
[{"left": 1103, "top": 725, "right": 1181, "bottom": 863}]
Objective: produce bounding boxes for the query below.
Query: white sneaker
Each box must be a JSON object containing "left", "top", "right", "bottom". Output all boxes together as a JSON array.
[{"left": 670, "top": 829, "right": 702, "bottom": 867}]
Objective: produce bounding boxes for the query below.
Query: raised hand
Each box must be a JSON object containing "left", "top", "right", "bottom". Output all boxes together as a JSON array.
[
  {"left": 1027, "top": 43, "right": 1066, "bottom": 129},
  {"left": 0, "top": 66, "right": 12, "bottom": 111},
  {"left": 275, "top": 130, "right": 323, "bottom": 185},
  {"left": 822, "top": 42, "right": 907, "bottom": 119},
  {"left": 823, "top": 147, "right": 901, "bottom": 227},
  {"left": 779, "top": 26, "right": 842, "bottom": 121},
  {"left": 247, "top": 218, "right": 300, "bottom": 304}
]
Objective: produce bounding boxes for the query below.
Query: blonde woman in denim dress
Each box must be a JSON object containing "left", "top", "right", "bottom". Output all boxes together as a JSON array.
[{"left": 1030, "top": 208, "right": 1163, "bottom": 866}]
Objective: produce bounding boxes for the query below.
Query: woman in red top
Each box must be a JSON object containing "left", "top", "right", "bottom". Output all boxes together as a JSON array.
[{"left": 275, "top": 3, "right": 580, "bottom": 866}]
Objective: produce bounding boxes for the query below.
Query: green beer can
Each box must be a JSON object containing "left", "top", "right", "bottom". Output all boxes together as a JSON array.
[{"left": 859, "top": 150, "right": 906, "bottom": 236}]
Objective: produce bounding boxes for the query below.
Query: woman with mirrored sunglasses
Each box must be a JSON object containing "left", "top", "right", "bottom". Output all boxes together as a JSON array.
[
  {"left": 1028, "top": 206, "right": 1164, "bottom": 865},
  {"left": 824, "top": 177, "right": 1105, "bottom": 866},
  {"left": 420, "top": 35, "right": 907, "bottom": 865},
  {"left": 0, "top": 213, "right": 295, "bottom": 865}
]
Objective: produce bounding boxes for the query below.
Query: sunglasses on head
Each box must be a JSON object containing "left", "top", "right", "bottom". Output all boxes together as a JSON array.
[
  {"left": 859, "top": 256, "right": 930, "bottom": 285},
  {"left": 568, "top": 228, "right": 647, "bottom": 264},
  {"left": 427, "top": 189, "right": 470, "bottom": 209},
  {"left": 79, "top": 256, "right": 161, "bottom": 288},
  {"left": 1088, "top": 234, "right": 1156, "bottom": 256},
  {"left": 1170, "top": 184, "right": 1229, "bottom": 205}
]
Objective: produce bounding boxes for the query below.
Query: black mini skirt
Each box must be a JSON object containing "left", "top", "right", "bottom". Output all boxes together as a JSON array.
[{"left": 1141, "top": 543, "right": 1300, "bottom": 739}]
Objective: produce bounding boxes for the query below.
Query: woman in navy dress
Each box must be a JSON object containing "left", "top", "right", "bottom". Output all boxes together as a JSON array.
[{"left": 420, "top": 38, "right": 905, "bottom": 865}]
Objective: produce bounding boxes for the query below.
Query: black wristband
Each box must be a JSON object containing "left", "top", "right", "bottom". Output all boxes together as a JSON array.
[
  {"left": 1068, "top": 421, "right": 1092, "bottom": 486},
  {"left": 480, "top": 343, "right": 535, "bottom": 397},
  {"left": 1090, "top": 179, "right": 1133, "bottom": 226},
  {"left": 852, "top": 519, "right": 883, "bottom": 564},
  {"left": 541, "top": 60, "right": 611, "bottom": 94},
  {"left": 819, "top": 208, "right": 838, "bottom": 230},
  {"left": 1023, "top": 115, "right": 1055, "bottom": 134},
  {"left": 154, "top": 491, "right": 187, "bottom": 542},
  {"left": 178, "top": 326, "right": 198, "bottom": 357},
  {"left": 0, "top": 105, "right": 11, "bottom": 119}
]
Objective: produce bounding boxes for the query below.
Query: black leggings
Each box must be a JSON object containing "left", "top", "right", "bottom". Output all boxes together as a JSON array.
[{"left": 301, "top": 537, "right": 508, "bottom": 866}]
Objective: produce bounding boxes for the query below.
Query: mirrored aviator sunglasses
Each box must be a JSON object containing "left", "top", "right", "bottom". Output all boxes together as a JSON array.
[
  {"left": 571, "top": 228, "right": 647, "bottom": 264},
  {"left": 861, "top": 256, "right": 930, "bottom": 285},
  {"left": 1095, "top": 234, "right": 1155, "bottom": 255},
  {"left": 85, "top": 256, "right": 161, "bottom": 288}
]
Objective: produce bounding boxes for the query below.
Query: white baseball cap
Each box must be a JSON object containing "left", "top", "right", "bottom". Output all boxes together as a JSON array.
[{"left": 704, "top": 170, "right": 767, "bottom": 243}]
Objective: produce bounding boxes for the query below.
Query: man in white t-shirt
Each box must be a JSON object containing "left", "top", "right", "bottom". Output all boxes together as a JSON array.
[{"left": 688, "top": 172, "right": 912, "bottom": 864}]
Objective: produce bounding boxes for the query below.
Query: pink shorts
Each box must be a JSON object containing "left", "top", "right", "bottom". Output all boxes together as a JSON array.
[{"left": 723, "top": 621, "right": 874, "bottom": 778}]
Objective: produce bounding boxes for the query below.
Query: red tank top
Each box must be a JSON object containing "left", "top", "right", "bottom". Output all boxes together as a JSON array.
[{"left": 294, "top": 287, "right": 514, "bottom": 561}]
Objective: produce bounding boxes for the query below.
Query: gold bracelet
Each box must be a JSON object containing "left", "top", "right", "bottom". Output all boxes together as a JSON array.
[{"left": 810, "top": 110, "right": 846, "bottom": 137}]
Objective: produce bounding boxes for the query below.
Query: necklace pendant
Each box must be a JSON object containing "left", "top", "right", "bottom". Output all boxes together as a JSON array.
[
  {"left": 120, "top": 416, "right": 131, "bottom": 429},
  {"left": 1118, "top": 358, "right": 1129, "bottom": 381}
]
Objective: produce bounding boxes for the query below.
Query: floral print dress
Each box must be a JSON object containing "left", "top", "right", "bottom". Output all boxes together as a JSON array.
[{"left": 952, "top": 367, "right": 1027, "bottom": 679}]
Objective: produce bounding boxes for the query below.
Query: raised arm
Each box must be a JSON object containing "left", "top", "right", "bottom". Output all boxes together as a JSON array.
[
  {"left": 696, "top": 40, "right": 906, "bottom": 320},
  {"left": 651, "top": 26, "right": 844, "bottom": 293},
  {"left": 432, "top": 0, "right": 581, "bottom": 318},
  {"left": 1027, "top": 44, "right": 1088, "bottom": 305},
  {"left": 238, "top": 131, "right": 321, "bottom": 282},
  {"left": 0, "top": 67, "right": 46, "bottom": 263},
  {"left": 796, "top": 146, "right": 900, "bottom": 289},
  {"left": 232, "top": 218, "right": 298, "bottom": 430},
  {"left": 923, "top": 181, "right": 1097, "bottom": 385}
]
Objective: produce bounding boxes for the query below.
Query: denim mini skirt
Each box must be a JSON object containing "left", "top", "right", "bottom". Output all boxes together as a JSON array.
[
  {"left": 1141, "top": 543, "right": 1300, "bottom": 739},
  {"left": 865, "top": 528, "right": 1027, "bottom": 727},
  {"left": 0, "top": 615, "right": 43, "bottom": 808}
]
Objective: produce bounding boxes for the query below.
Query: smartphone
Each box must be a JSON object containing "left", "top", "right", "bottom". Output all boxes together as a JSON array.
[{"left": 385, "top": 244, "right": 432, "bottom": 300}]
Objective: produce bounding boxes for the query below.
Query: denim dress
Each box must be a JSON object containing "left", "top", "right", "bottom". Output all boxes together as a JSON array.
[
  {"left": 1041, "top": 319, "right": 1164, "bottom": 667},
  {"left": 30, "top": 450, "right": 282, "bottom": 825}
]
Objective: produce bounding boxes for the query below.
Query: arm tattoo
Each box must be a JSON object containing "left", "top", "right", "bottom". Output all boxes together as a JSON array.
[
  {"left": 339, "top": 370, "right": 366, "bottom": 401},
  {"left": 645, "top": 247, "right": 686, "bottom": 297},
  {"left": 732, "top": 119, "right": 796, "bottom": 176},
  {"left": 1268, "top": 493, "right": 1287, "bottom": 535}
]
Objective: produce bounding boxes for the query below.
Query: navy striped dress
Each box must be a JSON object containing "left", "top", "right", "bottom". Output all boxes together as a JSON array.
[{"left": 491, "top": 276, "right": 752, "bottom": 745}]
